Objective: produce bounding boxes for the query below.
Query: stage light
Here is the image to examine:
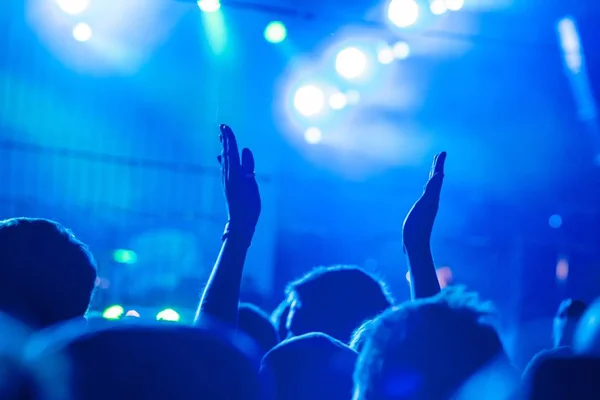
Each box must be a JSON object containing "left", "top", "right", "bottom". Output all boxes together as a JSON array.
[
  {"left": 293, "top": 85, "right": 325, "bottom": 117},
  {"left": 197, "top": 0, "right": 221, "bottom": 13},
  {"left": 377, "top": 47, "right": 395, "bottom": 64},
  {"left": 430, "top": 0, "right": 448, "bottom": 15},
  {"left": 392, "top": 41, "right": 410, "bottom": 59},
  {"left": 549, "top": 214, "right": 563, "bottom": 228},
  {"left": 72, "top": 23, "right": 92, "bottom": 42},
  {"left": 445, "top": 0, "right": 464, "bottom": 11},
  {"left": 113, "top": 249, "right": 138, "bottom": 264},
  {"left": 304, "top": 127, "right": 322, "bottom": 144},
  {"left": 156, "top": 308, "right": 180, "bottom": 322},
  {"left": 387, "top": 0, "right": 419, "bottom": 28},
  {"left": 335, "top": 47, "right": 367, "bottom": 80},
  {"left": 264, "top": 21, "right": 287, "bottom": 43},
  {"left": 102, "top": 305, "right": 124, "bottom": 320},
  {"left": 329, "top": 92, "right": 348, "bottom": 110},
  {"left": 125, "top": 310, "right": 140, "bottom": 318},
  {"left": 57, "top": 0, "right": 89, "bottom": 15}
]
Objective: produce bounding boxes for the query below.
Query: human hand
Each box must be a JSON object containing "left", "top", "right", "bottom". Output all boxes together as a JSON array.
[
  {"left": 402, "top": 152, "right": 446, "bottom": 249},
  {"left": 217, "top": 124, "right": 261, "bottom": 243}
]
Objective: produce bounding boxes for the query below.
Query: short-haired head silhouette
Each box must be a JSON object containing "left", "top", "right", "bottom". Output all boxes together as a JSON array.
[
  {"left": 0, "top": 218, "right": 97, "bottom": 329},
  {"left": 353, "top": 288, "right": 510, "bottom": 400},
  {"left": 239, "top": 303, "right": 279, "bottom": 355},
  {"left": 286, "top": 265, "right": 393, "bottom": 343}
]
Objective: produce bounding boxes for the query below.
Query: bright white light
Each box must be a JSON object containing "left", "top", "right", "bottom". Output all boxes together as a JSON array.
[
  {"left": 377, "top": 47, "right": 395, "bottom": 64},
  {"left": 72, "top": 23, "right": 92, "bottom": 42},
  {"left": 329, "top": 92, "right": 348, "bottom": 110},
  {"left": 346, "top": 90, "right": 361, "bottom": 105},
  {"left": 197, "top": 0, "right": 221, "bottom": 12},
  {"left": 387, "top": 0, "right": 419, "bottom": 28},
  {"left": 304, "top": 127, "right": 322, "bottom": 144},
  {"left": 335, "top": 47, "right": 368, "bottom": 80},
  {"left": 57, "top": 0, "right": 89, "bottom": 15},
  {"left": 445, "top": 0, "right": 464, "bottom": 11},
  {"left": 293, "top": 85, "right": 325, "bottom": 117},
  {"left": 430, "top": 0, "right": 448, "bottom": 15},
  {"left": 392, "top": 41, "right": 411, "bottom": 60}
]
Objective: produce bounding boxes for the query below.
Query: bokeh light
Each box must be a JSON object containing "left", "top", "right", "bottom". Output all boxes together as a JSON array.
[
  {"left": 125, "top": 310, "right": 140, "bottom": 318},
  {"left": 445, "top": 0, "right": 464, "bottom": 11},
  {"left": 264, "top": 21, "right": 287, "bottom": 43},
  {"left": 392, "top": 41, "right": 411, "bottom": 59},
  {"left": 72, "top": 23, "right": 93, "bottom": 42},
  {"left": 113, "top": 249, "right": 138, "bottom": 264},
  {"left": 304, "top": 127, "right": 323, "bottom": 144},
  {"left": 293, "top": 85, "right": 325, "bottom": 117},
  {"left": 387, "top": 0, "right": 419, "bottom": 28},
  {"left": 102, "top": 305, "right": 124, "bottom": 320},
  {"left": 197, "top": 0, "right": 221, "bottom": 13},
  {"left": 329, "top": 92, "right": 348, "bottom": 110},
  {"left": 377, "top": 47, "right": 395, "bottom": 64},
  {"left": 156, "top": 308, "right": 180, "bottom": 322},
  {"left": 335, "top": 47, "right": 368, "bottom": 80},
  {"left": 549, "top": 214, "right": 563, "bottom": 228},
  {"left": 57, "top": 0, "right": 89, "bottom": 15},
  {"left": 430, "top": 0, "right": 448, "bottom": 15},
  {"left": 556, "top": 258, "right": 569, "bottom": 281}
]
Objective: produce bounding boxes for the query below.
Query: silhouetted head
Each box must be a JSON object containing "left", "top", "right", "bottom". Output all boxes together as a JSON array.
[
  {"left": 353, "top": 288, "right": 511, "bottom": 400},
  {"left": 239, "top": 303, "right": 279, "bottom": 355},
  {"left": 0, "top": 218, "right": 97, "bottom": 329},
  {"left": 260, "top": 332, "right": 357, "bottom": 400},
  {"left": 553, "top": 299, "right": 587, "bottom": 348},
  {"left": 271, "top": 300, "right": 291, "bottom": 341},
  {"left": 286, "top": 265, "right": 393, "bottom": 343}
]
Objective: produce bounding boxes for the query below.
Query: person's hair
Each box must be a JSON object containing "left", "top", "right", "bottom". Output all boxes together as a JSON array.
[
  {"left": 353, "top": 287, "right": 507, "bottom": 400},
  {"left": 286, "top": 265, "right": 393, "bottom": 343},
  {"left": 271, "top": 300, "right": 291, "bottom": 341},
  {"left": 260, "top": 332, "right": 357, "bottom": 400},
  {"left": 0, "top": 218, "right": 97, "bottom": 328},
  {"left": 350, "top": 318, "right": 376, "bottom": 352},
  {"left": 554, "top": 299, "right": 587, "bottom": 348},
  {"left": 238, "top": 303, "right": 279, "bottom": 355}
]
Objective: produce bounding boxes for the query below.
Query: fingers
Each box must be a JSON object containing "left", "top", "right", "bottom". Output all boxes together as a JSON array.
[
  {"left": 220, "top": 124, "right": 241, "bottom": 173},
  {"left": 241, "top": 148, "right": 256, "bottom": 177},
  {"left": 434, "top": 151, "right": 447, "bottom": 175}
]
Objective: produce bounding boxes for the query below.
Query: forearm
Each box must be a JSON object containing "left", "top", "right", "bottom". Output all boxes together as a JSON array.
[
  {"left": 405, "top": 242, "right": 440, "bottom": 299},
  {"left": 195, "top": 236, "right": 250, "bottom": 326}
]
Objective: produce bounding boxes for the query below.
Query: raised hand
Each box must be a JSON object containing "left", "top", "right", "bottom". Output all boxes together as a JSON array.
[
  {"left": 217, "top": 124, "right": 261, "bottom": 244},
  {"left": 402, "top": 152, "right": 446, "bottom": 299},
  {"left": 402, "top": 152, "right": 446, "bottom": 249}
]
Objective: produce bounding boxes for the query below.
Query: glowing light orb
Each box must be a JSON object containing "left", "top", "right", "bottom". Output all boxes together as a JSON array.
[{"left": 293, "top": 85, "right": 325, "bottom": 117}]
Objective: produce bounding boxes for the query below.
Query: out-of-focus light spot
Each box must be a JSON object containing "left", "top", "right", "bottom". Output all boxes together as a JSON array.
[
  {"left": 329, "top": 92, "right": 348, "bottom": 110},
  {"left": 392, "top": 41, "right": 411, "bottom": 59},
  {"left": 346, "top": 90, "right": 360, "bottom": 105},
  {"left": 557, "top": 17, "right": 582, "bottom": 73},
  {"left": 406, "top": 267, "right": 453, "bottom": 288},
  {"left": 436, "top": 266, "right": 453, "bottom": 288},
  {"left": 156, "top": 308, "right": 180, "bottom": 322},
  {"left": 377, "top": 47, "right": 395, "bottom": 64},
  {"left": 57, "top": 0, "right": 89, "bottom": 15},
  {"left": 197, "top": 0, "right": 221, "bottom": 12},
  {"left": 264, "top": 21, "right": 287, "bottom": 43},
  {"left": 556, "top": 258, "right": 569, "bottom": 281},
  {"left": 113, "top": 249, "right": 138, "bottom": 264},
  {"left": 304, "top": 127, "right": 323, "bottom": 144},
  {"left": 549, "top": 214, "right": 563, "bottom": 228},
  {"left": 293, "top": 85, "right": 325, "bottom": 117},
  {"left": 387, "top": 0, "right": 419, "bottom": 28},
  {"left": 72, "top": 23, "right": 92, "bottom": 42},
  {"left": 335, "top": 47, "right": 368, "bottom": 80},
  {"left": 445, "top": 0, "right": 464, "bottom": 11},
  {"left": 125, "top": 310, "right": 140, "bottom": 318},
  {"left": 102, "top": 305, "right": 124, "bottom": 320},
  {"left": 430, "top": 0, "right": 448, "bottom": 15}
]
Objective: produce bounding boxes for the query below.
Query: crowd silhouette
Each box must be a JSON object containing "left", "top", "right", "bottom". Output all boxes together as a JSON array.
[{"left": 1, "top": 123, "right": 599, "bottom": 399}]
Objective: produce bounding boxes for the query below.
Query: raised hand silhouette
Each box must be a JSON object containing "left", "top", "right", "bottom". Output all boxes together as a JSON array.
[{"left": 217, "top": 124, "right": 261, "bottom": 245}]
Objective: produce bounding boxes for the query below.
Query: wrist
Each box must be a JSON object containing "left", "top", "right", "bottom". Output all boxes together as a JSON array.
[{"left": 222, "top": 222, "right": 255, "bottom": 246}]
